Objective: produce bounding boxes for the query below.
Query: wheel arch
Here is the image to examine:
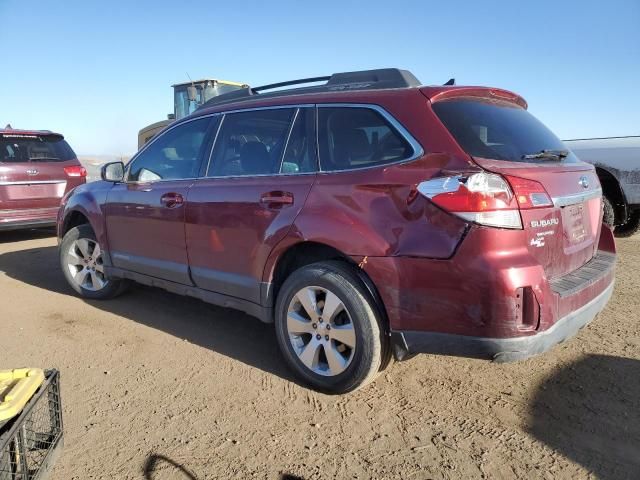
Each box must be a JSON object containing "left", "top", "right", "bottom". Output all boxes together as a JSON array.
[
  {"left": 263, "top": 240, "right": 390, "bottom": 334},
  {"left": 61, "top": 209, "right": 91, "bottom": 237},
  {"left": 595, "top": 166, "right": 628, "bottom": 224}
]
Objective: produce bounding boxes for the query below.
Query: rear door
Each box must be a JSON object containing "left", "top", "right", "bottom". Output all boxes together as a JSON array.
[
  {"left": 0, "top": 133, "right": 84, "bottom": 211},
  {"left": 185, "top": 107, "right": 317, "bottom": 303},
  {"left": 432, "top": 97, "right": 602, "bottom": 278}
]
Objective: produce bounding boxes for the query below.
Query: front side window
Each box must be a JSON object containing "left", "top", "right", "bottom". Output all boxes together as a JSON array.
[
  {"left": 127, "top": 117, "right": 212, "bottom": 182},
  {"left": 0, "top": 134, "right": 76, "bottom": 163},
  {"left": 208, "top": 108, "right": 296, "bottom": 177},
  {"left": 318, "top": 107, "right": 413, "bottom": 171}
]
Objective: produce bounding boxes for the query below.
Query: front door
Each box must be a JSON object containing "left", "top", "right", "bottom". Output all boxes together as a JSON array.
[
  {"left": 186, "top": 107, "right": 317, "bottom": 303},
  {"left": 105, "top": 116, "right": 214, "bottom": 284}
]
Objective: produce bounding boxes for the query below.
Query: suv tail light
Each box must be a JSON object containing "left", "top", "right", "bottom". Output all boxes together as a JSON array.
[
  {"left": 418, "top": 172, "right": 522, "bottom": 229},
  {"left": 64, "top": 165, "right": 87, "bottom": 177},
  {"left": 504, "top": 175, "right": 553, "bottom": 209}
]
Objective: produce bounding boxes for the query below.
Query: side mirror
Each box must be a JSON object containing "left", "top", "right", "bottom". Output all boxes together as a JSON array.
[{"left": 101, "top": 162, "right": 125, "bottom": 182}]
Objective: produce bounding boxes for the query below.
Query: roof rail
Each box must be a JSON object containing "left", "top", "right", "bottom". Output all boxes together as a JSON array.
[
  {"left": 253, "top": 76, "right": 331, "bottom": 92},
  {"left": 199, "top": 68, "right": 421, "bottom": 109}
]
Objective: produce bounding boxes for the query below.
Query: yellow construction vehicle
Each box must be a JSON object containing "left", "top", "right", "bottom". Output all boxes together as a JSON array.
[{"left": 137, "top": 78, "right": 248, "bottom": 149}]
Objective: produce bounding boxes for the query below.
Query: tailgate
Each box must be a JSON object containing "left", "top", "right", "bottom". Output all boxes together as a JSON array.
[
  {"left": 477, "top": 159, "right": 602, "bottom": 278},
  {"left": 1, "top": 132, "right": 82, "bottom": 211},
  {"left": 430, "top": 96, "right": 604, "bottom": 279},
  {"left": 0, "top": 162, "right": 70, "bottom": 210}
]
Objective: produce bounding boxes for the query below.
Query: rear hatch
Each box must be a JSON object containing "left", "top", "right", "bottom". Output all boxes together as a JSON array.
[
  {"left": 0, "top": 132, "right": 85, "bottom": 211},
  {"left": 430, "top": 93, "right": 602, "bottom": 279}
]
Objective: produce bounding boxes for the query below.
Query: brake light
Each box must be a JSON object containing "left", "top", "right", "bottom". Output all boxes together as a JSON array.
[
  {"left": 505, "top": 175, "right": 553, "bottom": 209},
  {"left": 418, "top": 172, "right": 522, "bottom": 229},
  {"left": 63, "top": 165, "right": 87, "bottom": 177}
]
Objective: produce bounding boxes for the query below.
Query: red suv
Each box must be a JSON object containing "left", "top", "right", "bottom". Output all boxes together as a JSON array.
[
  {"left": 1, "top": 127, "right": 86, "bottom": 231},
  {"left": 57, "top": 69, "right": 616, "bottom": 393}
]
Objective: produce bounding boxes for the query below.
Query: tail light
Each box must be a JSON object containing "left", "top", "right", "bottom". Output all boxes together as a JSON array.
[
  {"left": 418, "top": 172, "right": 522, "bottom": 229},
  {"left": 63, "top": 165, "right": 87, "bottom": 177},
  {"left": 418, "top": 172, "right": 556, "bottom": 229},
  {"left": 505, "top": 175, "right": 553, "bottom": 209}
]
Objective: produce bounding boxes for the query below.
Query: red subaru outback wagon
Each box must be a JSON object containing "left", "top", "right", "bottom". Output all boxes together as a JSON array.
[
  {"left": 1, "top": 127, "right": 86, "bottom": 231},
  {"left": 57, "top": 69, "right": 615, "bottom": 393}
]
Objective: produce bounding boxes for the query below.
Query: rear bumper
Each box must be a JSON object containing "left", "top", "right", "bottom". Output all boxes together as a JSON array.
[
  {"left": 364, "top": 223, "right": 617, "bottom": 362},
  {"left": 0, "top": 208, "right": 58, "bottom": 231},
  {"left": 0, "top": 219, "right": 56, "bottom": 231},
  {"left": 391, "top": 280, "right": 614, "bottom": 362}
]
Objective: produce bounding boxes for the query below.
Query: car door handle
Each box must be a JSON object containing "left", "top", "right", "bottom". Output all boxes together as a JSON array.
[
  {"left": 260, "top": 191, "right": 294, "bottom": 208},
  {"left": 160, "top": 192, "right": 184, "bottom": 208}
]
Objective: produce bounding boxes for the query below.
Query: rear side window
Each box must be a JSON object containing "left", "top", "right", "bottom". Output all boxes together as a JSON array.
[
  {"left": 208, "top": 108, "right": 296, "bottom": 177},
  {"left": 0, "top": 134, "right": 76, "bottom": 163},
  {"left": 318, "top": 107, "right": 413, "bottom": 171},
  {"left": 432, "top": 99, "right": 579, "bottom": 163}
]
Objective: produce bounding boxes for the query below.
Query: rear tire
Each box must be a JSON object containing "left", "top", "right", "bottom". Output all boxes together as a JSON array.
[
  {"left": 60, "top": 224, "right": 129, "bottom": 299},
  {"left": 614, "top": 210, "right": 640, "bottom": 238},
  {"left": 274, "top": 261, "right": 387, "bottom": 394},
  {"left": 602, "top": 196, "right": 615, "bottom": 228}
]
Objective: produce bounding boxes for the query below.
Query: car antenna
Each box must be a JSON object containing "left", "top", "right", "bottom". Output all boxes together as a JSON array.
[
  {"left": 4, "top": 124, "right": 12, "bottom": 129},
  {"left": 186, "top": 72, "right": 194, "bottom": 87},
  {"left": 444, "top": 78, "right": 455, "bottom": 86}
]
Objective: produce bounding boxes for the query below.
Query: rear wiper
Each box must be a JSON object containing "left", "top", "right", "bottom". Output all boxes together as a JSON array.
[{"left": 522, "top": 149, "right": 569, "bottom": 161}]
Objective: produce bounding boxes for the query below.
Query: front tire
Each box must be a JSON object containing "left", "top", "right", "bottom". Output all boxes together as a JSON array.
[
  {"left": 60, "top": 224, "right": 129, "bottom": 299},
  {"left": 275, "top": 261, "right": 387, "bottom": 394}
]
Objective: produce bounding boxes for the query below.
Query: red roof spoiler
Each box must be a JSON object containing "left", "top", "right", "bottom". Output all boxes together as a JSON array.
[
  {"left": 420, "top": 86, "right": 528, "bottom": 109},
  {"left": 0, "top": 128, "right": 62, "bottom": 137}
]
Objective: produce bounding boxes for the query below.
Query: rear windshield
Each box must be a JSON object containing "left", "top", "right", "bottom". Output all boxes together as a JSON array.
[
  {"left": 0, "top": 134, "right": 77, "bottom": 163},
  {"left": 432, "top": 99, "right": 578, "bottom": 163}
]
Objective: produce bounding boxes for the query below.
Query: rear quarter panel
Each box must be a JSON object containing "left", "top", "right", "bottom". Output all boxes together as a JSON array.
[
  {"left": 261, "top": 90, "right": 475, "bottom": 283},
  {"left": 260, "top": 159, "right": 471, "bottom": 311}
]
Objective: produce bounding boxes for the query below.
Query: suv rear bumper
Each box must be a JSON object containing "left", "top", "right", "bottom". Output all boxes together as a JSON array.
[
  {"left": 363, "top": 223, "right": 617, "bottom": 362},
  {"left": 0, "top": 208, "right": 59, "bottom": 231},
  {"left": 390, "top": 280, "right": 614, "bottom": 362}
]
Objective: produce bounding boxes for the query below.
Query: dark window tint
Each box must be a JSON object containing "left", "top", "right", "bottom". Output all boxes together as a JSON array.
[
  {"left": 432, "top": 100, "right": 578, "bottom": 163},
  {"left": 318, "top": 107, "right": 413, "bottom": 171},
  {"left": 127, "top": 117, "right": 211, "bottom": 182},
  {"left": 0, "top": 134, "right": 76, "bottom": 163},
  {"left": 208, "top": 108, "right": 296, "bottom": 177},
  {"left": 281, "top": 108, "right": 316, "bottom": 174}
]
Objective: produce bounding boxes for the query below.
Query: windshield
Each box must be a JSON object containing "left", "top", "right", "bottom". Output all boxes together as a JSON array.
[
  {"left": 0, "top": 134, "right": 76, "bottom": 163},
  {"left": 174, "top": 83, "right": 245, "bottom": 120},
  {"left": 174, "top": 88, "right": 201, "bottom": 120},
  {"left": 432, "top": 99, "right": 579, "bottom": 163}
]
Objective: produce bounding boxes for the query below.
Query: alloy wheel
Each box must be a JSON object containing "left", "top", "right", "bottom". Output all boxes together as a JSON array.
[
  {"left": 65, "top": 238, "right": 108, "bottom": 291},
  {"left": 286, "top": 286, "right": 356, "bottom": 376}
]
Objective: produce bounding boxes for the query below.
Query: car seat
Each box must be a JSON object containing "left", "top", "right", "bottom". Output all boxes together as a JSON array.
[{"left": 239, "top": 141, "right": 273, "bottom": 175}]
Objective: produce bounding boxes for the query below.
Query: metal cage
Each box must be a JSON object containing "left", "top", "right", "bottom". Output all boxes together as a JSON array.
[{"left": 0, "top": 370, "right": 63, "bottom": 480}]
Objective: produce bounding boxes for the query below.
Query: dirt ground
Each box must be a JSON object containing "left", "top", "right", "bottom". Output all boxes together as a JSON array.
[{"left": 1, "top": 231, "right": 638, "bottom": 480}]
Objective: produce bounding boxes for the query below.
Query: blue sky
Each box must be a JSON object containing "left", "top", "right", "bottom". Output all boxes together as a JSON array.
[{"left": 0, "top": 0, "right": 638, "bottom": 155}]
